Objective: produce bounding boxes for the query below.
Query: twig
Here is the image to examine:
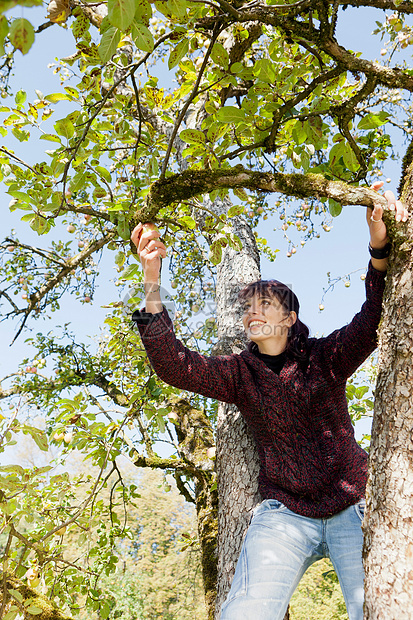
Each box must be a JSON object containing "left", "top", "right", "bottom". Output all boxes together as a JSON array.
[
  {"left": 0, "top": 147, "right": 38, "bottom": 174},
  {"left": 4, "top": 238, "right": 67, "bottom": 268},
  {"left": 0, "top": 529, "right": 13, "bottom": 618},
  {"left": 11, "top": 230, "right": 116, "bottom": 344},
  {"left": 160, "top": 27, "right": 221, "bottom": 179}
]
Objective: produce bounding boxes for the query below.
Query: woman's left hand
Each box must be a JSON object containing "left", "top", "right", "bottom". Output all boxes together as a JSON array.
[{"left": 367, "top": 181, "right": 409, "bottom": 249}]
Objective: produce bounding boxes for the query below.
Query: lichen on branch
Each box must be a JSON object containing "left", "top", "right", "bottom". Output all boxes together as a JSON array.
[{"left": 138, "top": 165, "right": 392, "bottom": 220}]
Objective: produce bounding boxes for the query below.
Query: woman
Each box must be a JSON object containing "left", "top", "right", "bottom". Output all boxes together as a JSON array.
[{"left": 130, "top": 189, "right": 407, "bottom": 620}]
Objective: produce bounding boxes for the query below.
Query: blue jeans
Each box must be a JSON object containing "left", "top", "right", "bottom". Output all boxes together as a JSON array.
[{"left": 220, "top": 498, "right": 365, "bottom": 620}]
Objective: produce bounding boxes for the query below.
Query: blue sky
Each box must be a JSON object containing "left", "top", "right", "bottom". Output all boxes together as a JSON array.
[{"left": 0, "top": 4, "right": 411, "bottom": 377}]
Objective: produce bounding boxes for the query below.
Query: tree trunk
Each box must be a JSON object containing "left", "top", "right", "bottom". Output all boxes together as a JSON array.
[
  {"left": 213, "top": 205, "right": 262, "bottom": 618},
  {"left": 207, "top": 203, "right": 290, "bottom": 620},
  {"left": 363, "top": 164, "right": 413, "bottom": 619}
]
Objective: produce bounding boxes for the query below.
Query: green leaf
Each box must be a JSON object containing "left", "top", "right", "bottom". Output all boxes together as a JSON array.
[
  {"left": 209, "top": 240, "right": 222, "bottom": 265},
  {"left": 253, "top": 59, "right": 276, "bottom": 84},
  {"left": 0, "top": 15, "right": 8, "bottom": 56},
  {"left": 357, "top": 112, "right": 389, "bottom": 130},
  {"left": 3, "top": 609, "right": 19, "bottom": 620},
  {"left": 121, "top": 264, "right": 140, "bottom": 280},
  {"left": 233, "top": 188, "right": 248, "bottom": 202},
  {"left": 54, "top": 118, "right": 75, "bottom": 140},
  {"left": 30, "top": 214, "right": 50, "bottom": 235},
  {"left": 227, "top": 204, "right": 244, "bottom": 217},
  {"left": 135, "top": 0, "right": 153, "bottom": 25},
  {"left": 70, "top": 171, "right": 86, "bottom": 192},
  {"left": 11, "top": 127, "right": 30, "bottom": 142},
  {"left": 15, "top": 90, "right": 26, "bottom": 105},
  {"left": 107, "top": 0, "right": 135, "bottom": 31},
  {"left": 206, "top": 123, "right": 225, "bottom": 142},
  {"left": 0, "top": 477, "right": 23, "bottom": 491},
  {"left": 9, "top": 18, "right": 35, "bottom": 55},
  {"left": 25, "top": 427, "right": 49, "bottom": 451},
  {"left": 180, "top": 215, "right": 196, "bottom": 228},
  {"left": 40, "top": 133, "right": 62, "bottom": 143},
  {"left": 0, "top": 465, "right": 24, "bottom": 475},
  {"left": 230, "top": 62, "right": 243, "bottom": 74},
  {"left": 228, "top": 233, "right": 242, "bottom": 251},
  {"left": 167, "top": 0, "right": 187, "bottom": 18},
  {"left": 131, "top": 21, "right": 154, "bottom": 53},
  {"left": 32, "top": 465, "right": 53, "bottom": 476},
  {"left": 25, "top": 606, "right": 43, "bottom": 615},
  {"left": 117, "top": 215, "right": 130, "bottom": 240},
  {"left": 328, "top": 198, "right": 342, "bottom": 217},
  {"left": 217, "top": 106, "right": 246, "bottom": 124},
  {"left": 45, "top": 93, "right": 71, "bottom": 103},
  {"left": 8, "top": 590, "right": 23, "bottom": 604},
  {"left": 21, "top": 214, "right": 35, "bottom": 223},
  {"left": 156, "top": 412, "right": 166, "bottom": 434},
  {"left": 343, "top": 144, "right": 359, "bottom": 173},
  {"left": 292, "top": 121, "right": 307, "bottom": 146},
  {"left": 304, "top": 117, "right": 322, "bottom": 143},
  {"left": 210, "top": 42, "right": 229, "bottom": 69},
  {"left": 8, "top": 190, "right": 32, "bottom": 203},
  {"left": 355, "top": 385, "right": 369, "bottom": 398},
  {"left": 95, "top": 165, "right": 112, "bottom": 183},
  {"left": 99, "top": 26, "right": 121, "bottom": 62},
  {"left": 168, "top": 38, "right": 189, "bottom": 70},
  {"left": 179, "top": 128, "right": 205, "bottom": 145}
]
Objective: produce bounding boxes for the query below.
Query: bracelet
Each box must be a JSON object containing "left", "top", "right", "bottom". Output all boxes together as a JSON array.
[
  {"left": 368, "top": 242, "right": 391, "bottom": 260},
  {"left": 144, "top": 282, "right": 161, "bottom": 293}
]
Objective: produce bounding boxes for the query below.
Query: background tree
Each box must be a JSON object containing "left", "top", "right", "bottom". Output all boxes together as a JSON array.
[{"left": 0, "top": 0, "right": 412, "bottom": 619}]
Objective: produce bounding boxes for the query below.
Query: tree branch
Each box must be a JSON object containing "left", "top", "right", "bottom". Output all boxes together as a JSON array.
[
  {"left": 175, "top": 471, "right": 196, "bottom": 503},
  {"left": 222, "top": 7, "right": 413, "bottom": 92},
  {"left": 332, "top": 74, "right": 378, "bottom": 177},
  {"left": 0, "top": 147, "right": 38, "bottom": 174},
  {"left": 339, "top": 0, "right": 413, "bottom": 12},
  {"left": 0, "top": 572, "right": 73, "bottom": 620},
  {"left": 160, "top": 27, "right": 221, "bottom": 179},
  {"left": 133, "top": 452, "right": 199, "bottom": 474},
  {"left": 140, "top": 165, "right": 394, "bottom": 218},
  {"left": 11, "top": 230, "right": 115, "bottom": 343}
]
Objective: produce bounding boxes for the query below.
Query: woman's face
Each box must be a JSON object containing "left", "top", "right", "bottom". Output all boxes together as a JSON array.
[{"left": 242, "top": 294, "right": 297, "bottom": 355}]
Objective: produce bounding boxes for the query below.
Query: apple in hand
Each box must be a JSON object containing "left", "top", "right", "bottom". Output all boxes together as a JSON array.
[{"left": 138, "top": 222, "right": 159, "bottom": 241}]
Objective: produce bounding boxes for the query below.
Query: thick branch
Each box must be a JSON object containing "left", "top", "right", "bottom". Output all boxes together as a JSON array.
[
  {"left": 140, "top": 165, "right": 393, "bottom": 217},
  {"left": 208, "top": 7, "right": 413, "bottom": 93},
  {"left": 91, "top": 374, "right": 129, "bottom": 407},
  {"left": 0, "top": 573, "right": 73, "bottom": 620},
  {"left": 339, "top": 0, "right": 413, "bottom": 11},
  {"left": 133, "top": 452, "right": 199, "bottom": 473},
  {"left": 321, "top": 38, "right": 413, "bottom": 91}
]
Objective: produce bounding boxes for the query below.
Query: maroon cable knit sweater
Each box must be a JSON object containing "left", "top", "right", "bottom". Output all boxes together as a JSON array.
[{"left": 133, "top": 262, "right": 386, "bottom": 518}]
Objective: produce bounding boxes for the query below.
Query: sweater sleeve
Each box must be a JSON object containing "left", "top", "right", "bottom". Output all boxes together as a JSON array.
[
  {"left": 320, "top": 261, "right": 386, "bottom": 379},
  {"left": 132, "top": 307, "right": 243, "bottom": 404}
]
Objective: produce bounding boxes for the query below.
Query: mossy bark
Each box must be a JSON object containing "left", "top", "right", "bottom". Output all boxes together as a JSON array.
[
  {"left": 135, "top": 165, "right": 392, "bottom": 224},
  {"left": 0, "top": 574, "right": 72, "bottom": 620},
  {"left": 195, "top": 475, "right": 219, "bottom": 620},
  {"left": 363, "top": 162, "right": 413, "bottom": 619},
  {"left": 163, "top": 396, "right": 219, "bottom": 618}
]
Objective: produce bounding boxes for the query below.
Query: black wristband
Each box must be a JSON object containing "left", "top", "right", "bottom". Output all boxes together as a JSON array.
[{"left": 368, "top": 242, "right": 391, "bottom": 260}]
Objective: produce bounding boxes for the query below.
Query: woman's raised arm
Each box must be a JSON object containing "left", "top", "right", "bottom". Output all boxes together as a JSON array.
[{"left": 131, "top": 222, "right": 167, "bottom": 314}]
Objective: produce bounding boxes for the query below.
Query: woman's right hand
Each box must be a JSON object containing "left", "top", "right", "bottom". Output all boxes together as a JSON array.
[{"left": 131, "top": 223, "right": 167, "bottom": 282}]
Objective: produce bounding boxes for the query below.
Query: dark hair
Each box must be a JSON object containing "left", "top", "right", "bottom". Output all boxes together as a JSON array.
[{"left": 238, "top": 280, "right": 310, "bottom": 364}]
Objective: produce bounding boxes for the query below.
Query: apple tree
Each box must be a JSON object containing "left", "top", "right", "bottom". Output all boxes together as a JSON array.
[{"left": 1, "top": 0, "right": 413, "bottom": 619}]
